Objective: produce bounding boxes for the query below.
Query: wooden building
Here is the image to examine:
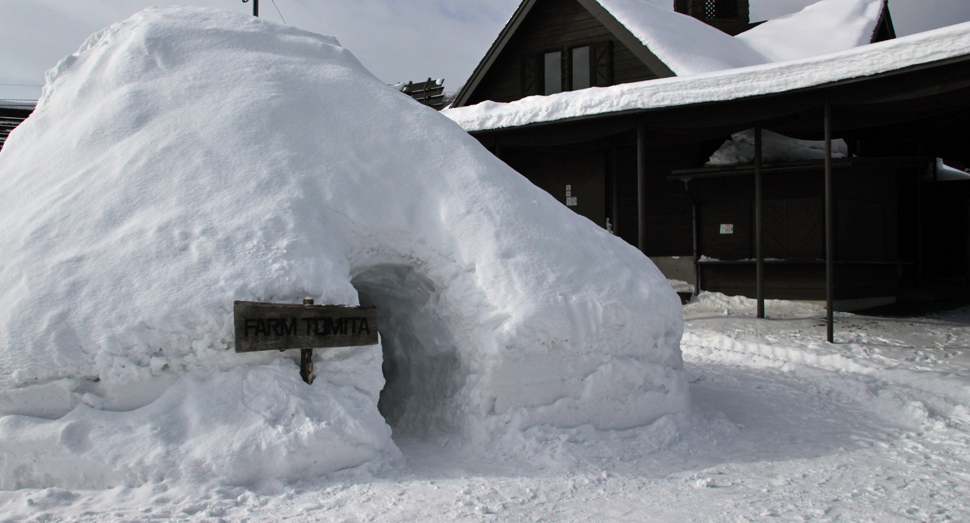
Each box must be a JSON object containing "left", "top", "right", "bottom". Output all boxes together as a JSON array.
[
  {"left": 0, "top": 101, "right": 34, "bottom": 152},
  {"left": 446, "top": 0, "right": 970, "bottom": 325}
]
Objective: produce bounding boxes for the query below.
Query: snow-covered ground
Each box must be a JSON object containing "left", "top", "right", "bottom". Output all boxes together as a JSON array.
[{"left": 1, "top": 291, "right": 967, "bottom": 522}]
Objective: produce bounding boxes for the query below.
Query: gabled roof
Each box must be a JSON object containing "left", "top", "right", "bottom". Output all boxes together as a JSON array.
[
  {"left": 452, "top": 0, "right": 763, "bottom": 108},
  {"left": 453, "top": 0, "right": 895, "bottom": 109}
]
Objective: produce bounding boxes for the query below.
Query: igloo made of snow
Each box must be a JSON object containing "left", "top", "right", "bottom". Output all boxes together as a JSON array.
[{"left": 0, "top": 7, "right": 686, "bottom": 488}]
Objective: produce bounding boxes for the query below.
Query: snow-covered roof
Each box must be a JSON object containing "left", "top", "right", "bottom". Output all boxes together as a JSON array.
[
  {"left": 443, "top": 21, "right": 970, "bottom": 133},
  {"left": 738, "top": 0, "right": 887, "bottom": 62},
  {"left": 595, "top": 0, "right": 768, "bottom": 75},
  {"left": 454, "top": 0, "right": 893, "bottom": 108},
  {"left": 592, "top": 0, "right": 889, "bottom": 75}
]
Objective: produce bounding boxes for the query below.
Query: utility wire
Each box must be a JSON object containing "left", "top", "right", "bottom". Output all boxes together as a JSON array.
[{"left": 271, "top": 0, "right": 286, "bottom": 23}]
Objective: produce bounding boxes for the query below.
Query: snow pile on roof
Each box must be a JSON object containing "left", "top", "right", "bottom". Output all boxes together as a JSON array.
[
  {"left": 707, "top": 129, "right": 848, "bottom": 166},
  {"left": 594, "top": 0, "right": 885, "bottom": 76},
  {"left": 444, "top": 22, "right": 970, "bottom": 132},
  {"left": 597, "top": 0, "right": 769, "bottom": 75},
  {"left": 0, "top": 7, "right": 686, "bottom": 489},
  {"left": 738, "top": 0, "right": 885, "bottom": 63}
]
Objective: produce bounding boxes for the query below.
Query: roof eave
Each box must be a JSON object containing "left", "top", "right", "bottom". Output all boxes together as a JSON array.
[
  {"left": 463, "top": 51, "right": 970, "bottom": 136},
  {"left": 575, "top": 0, "right": 676, "bottom": 78},
  {"left": 452, "top": 0, "right": 542, "bottom": 108}
]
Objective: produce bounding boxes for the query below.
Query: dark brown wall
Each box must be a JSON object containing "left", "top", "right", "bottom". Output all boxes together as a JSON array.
[
  {"left": 466, "top": 0, "right": 661, "bottom": 105},
  {"left": 674, "top": 0, "right": 755, "bottom": 36},
  {"left": 502, "top": 147, "right": 608, "bottom": 228}
]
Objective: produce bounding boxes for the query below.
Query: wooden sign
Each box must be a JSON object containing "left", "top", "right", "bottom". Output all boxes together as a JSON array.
[{"left": 233, "top": 300, "right": 379, "bottom": 353}]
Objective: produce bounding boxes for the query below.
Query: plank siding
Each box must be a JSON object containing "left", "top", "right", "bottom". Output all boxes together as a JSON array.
[{"left": 466, "top": 0, "right": 660, "bottom": 105}]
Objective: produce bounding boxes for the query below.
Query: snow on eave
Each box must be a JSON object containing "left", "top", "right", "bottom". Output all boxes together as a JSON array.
[{"left": 443, "top": 22, "right": 970, "bottom": 133}]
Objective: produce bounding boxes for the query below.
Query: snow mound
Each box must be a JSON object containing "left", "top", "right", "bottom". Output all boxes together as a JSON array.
[
  {"left": 738, "top": 0, "right": 885, "bottom": 63},
  {"left": 0, "top": 7, "right": 686, "bottom": 489},
  {"left": 706, "top": 128, "right": 848, "bottom": 165}
]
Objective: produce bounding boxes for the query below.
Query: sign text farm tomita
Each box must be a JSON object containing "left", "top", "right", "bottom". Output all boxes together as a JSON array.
[{"left": 233, "top": 300, "right": 379, "bottom": 383}]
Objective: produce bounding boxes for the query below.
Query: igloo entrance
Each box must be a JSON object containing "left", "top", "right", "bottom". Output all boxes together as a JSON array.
[{"left": 351, "top": 265, "right": 461, "bottom": 436}]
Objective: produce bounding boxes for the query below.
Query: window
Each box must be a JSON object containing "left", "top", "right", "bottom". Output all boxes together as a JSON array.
[
  {"left": 703, "top": 0, "right": 738, "bottom": 20},
  {"left": 544, "top": 51, "right": 562, "bottom": 95},
  {"left": 572, "top": 46, "right": 590, "bottom": 90},
  {"left": 524, "top": 43, "right": 610, "bottom": 98}
]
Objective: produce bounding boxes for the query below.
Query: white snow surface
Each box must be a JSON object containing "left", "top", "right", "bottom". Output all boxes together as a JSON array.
[
  {"left": 0, "top": 7, "right": 685, "bottom": 489},
  {"left": 737, "top": 0, "right": 885, "bottom": 62},
  {"left": 595, "top": 0, "right": 885, "bottom": 76},
  {"left": 596, "top": 0, "right": 769, "bottom": 75},
  {"left": 2, "top": 291, "right": 969, "bottom": 520},
  {"left": 444, "top": 21, "right": 970, "bottom": 133},
  {"left": 707, "top": 128, "right": 848, "bottom": 165}
]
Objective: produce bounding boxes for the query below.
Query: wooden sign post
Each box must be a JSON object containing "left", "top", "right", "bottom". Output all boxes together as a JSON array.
[{"left": 233, "top": 299, "right": 379, "bottom": 384}]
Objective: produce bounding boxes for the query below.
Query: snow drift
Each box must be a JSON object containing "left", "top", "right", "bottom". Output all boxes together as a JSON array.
[{"left": 0, "top": 8, "right": 686, "bottom": 488}]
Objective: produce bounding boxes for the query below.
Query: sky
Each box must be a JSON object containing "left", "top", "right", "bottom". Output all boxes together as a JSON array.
[{"left": 2, "top": 0, "right": 970, "bottom": 101}]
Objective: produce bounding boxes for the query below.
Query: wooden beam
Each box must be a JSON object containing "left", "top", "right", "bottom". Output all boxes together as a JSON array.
[
  {"left": 610, "top": 145, "right": 619, "bottom": 235},
  {"left": 755, "top": 125, "right": 765, "bottom": 319},
  {"left": 693, "top": 199, "right": 700, "bottom": 296},
  {"left": 824, "top": 99, "right": 835, "bottom": 343},
  {"left": 637, "top": 116, "right": 648, "bottom": 252}
]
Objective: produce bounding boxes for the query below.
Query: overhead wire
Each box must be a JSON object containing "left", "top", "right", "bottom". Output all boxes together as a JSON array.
[{"left": 271, "top": 0, "right": 286, "bottom": 23}]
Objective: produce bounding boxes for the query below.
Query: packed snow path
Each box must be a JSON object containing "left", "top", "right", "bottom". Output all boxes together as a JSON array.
[{"left": 1, "top": 296, "right": 968, "bottom": 522}]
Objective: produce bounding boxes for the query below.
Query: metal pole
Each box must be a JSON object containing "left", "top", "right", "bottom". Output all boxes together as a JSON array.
[
  {"left": 637, "top": 116, "right": 647, "bottom": 253},
  {"left": 611, "top": 145, "right": 620, "bottom": 235},
  {"left": 243, "top": 0, "right": 258, "bottom": 17},
  {"left": 755, "top": 126, "right": 765, "bottom": 319},
  {"left": 917, "top": 174, "right": 923, "bottom": 289},
  {"left": 693, "top": 199, "right": 700, "bottom": 296},
  {"left": 301, "top": 297, "right": 314, "bottom": 384},
  {"left": 824, "top": 99, "right": 835, "bottom": 343}
]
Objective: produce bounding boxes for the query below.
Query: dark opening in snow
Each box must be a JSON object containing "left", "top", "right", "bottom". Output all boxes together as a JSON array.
[{"left": 351, "top": 265, "right": 460, "bottom": 437}]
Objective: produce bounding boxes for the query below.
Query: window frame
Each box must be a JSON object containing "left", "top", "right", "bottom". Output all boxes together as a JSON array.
[
  {"left": 543, "top": 50, "right": 563, "bottom": 95},
  {"left": 526, "top": 40, "right": 612, "bottom": 98}
]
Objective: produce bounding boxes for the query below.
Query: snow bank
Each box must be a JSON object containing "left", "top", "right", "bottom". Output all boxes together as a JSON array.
[
  {"left": 706, "top": 128, "right": 847, "bottom": 165},
  {"left": 737, "top": 0, "right": 885, "bottom": 63},
  {"left": 444, "top": 21, "right": 970, "bottom": 133},
  {"left": 0, "top": 7, "right": 685, "bottom": 489}
]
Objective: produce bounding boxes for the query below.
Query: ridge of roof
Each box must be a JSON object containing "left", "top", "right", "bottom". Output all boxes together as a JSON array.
[{"left": 452, "top": 0, "right": 681, "bottom": 108}]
